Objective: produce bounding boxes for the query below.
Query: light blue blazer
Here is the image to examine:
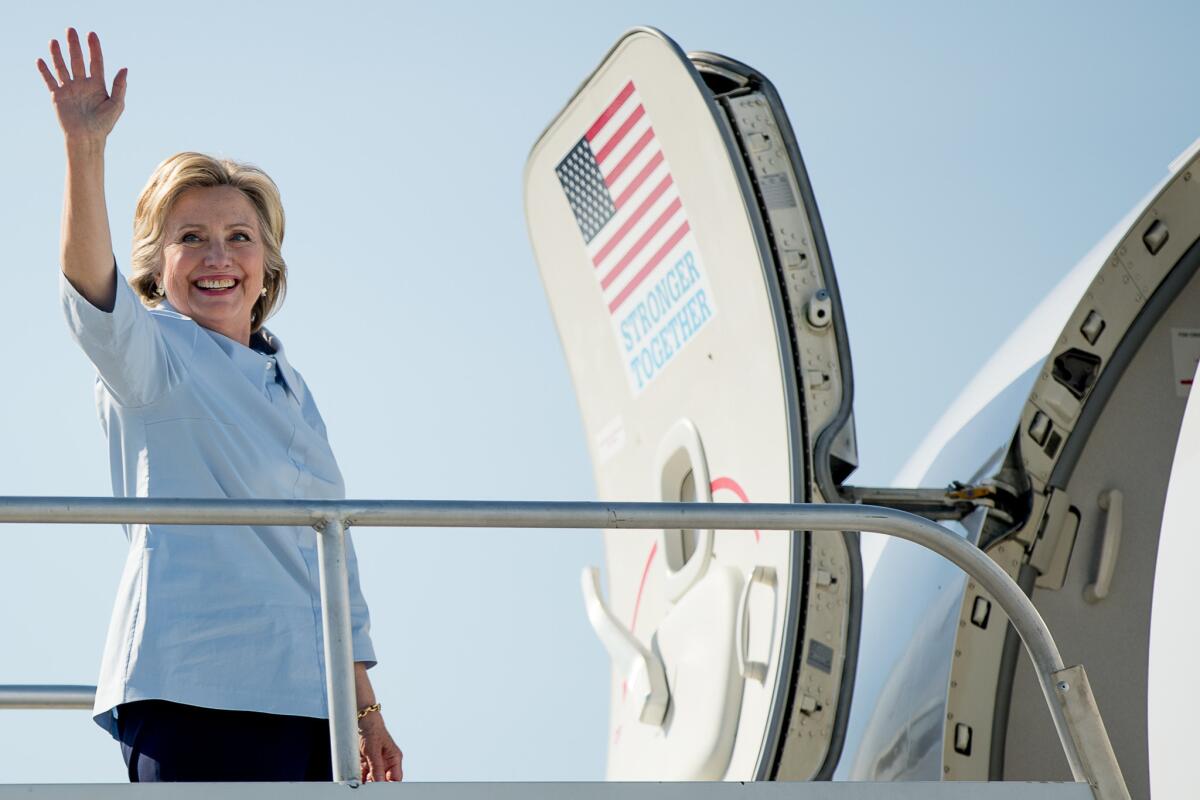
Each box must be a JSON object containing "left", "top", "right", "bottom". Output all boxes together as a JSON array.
[{"left": 61, "top": 269, "right": 375, "bottom": 738}]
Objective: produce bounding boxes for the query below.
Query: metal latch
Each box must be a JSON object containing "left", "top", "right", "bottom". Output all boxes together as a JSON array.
[
  {"left": 842, "top": 482, "right": 1005, "bottom": 523},
  {"left": 1029, "top": 489, "right": 1079, "bottom": 591}
]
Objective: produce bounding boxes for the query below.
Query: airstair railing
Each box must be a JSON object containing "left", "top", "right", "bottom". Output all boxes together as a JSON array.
[
  {"left": 0, "top": 497, "right": 1129, "bottom": 799},
  {"left": 0, "top": 685, "right": 93, "bottom": 709}
]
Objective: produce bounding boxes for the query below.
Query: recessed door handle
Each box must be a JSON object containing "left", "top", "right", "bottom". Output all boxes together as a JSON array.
[{"left": 1084, "top": 489, "right": 1123, "bottom": 604}]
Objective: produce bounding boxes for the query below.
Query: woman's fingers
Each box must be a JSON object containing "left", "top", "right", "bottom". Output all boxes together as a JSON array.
[
  {"left": 39, "top": 28, "right": 126, "bottom": 142},
  {"left": 42, "top": 30, "right": 122, "bottom": 98},
  {"left": 355, "top": 717, "right": 403, "bottom": 782},
  {"left": 384, "top": 745, "right": 404, "bottom": 781},
  {"left": 111, "top": 68, "right": 128, "bottom": 107},
  {"left": 359, "top": 729, "right": 385, "bottom": 781},
  {"left": 365, "top": 745, "right": 384, "bottom": 781},
  {"left": 49, "top": 39, "right": 70, "bottom": 85},
  {"left": 36, "top": 58, "right": 59, "bottom": 92},
  {"left": 66, "top": 28, "right": 87, "bottom": 80},
  {"left": 87, "top": 31, "right": 105, "bottom": 85}
]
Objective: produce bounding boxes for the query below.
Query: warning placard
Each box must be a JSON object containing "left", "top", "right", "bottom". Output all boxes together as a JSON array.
[{"left": 1172, "top": 328, "right": 1200, "bottom": 397}]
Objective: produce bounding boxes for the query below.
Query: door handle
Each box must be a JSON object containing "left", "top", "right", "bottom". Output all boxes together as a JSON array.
[
  {"left": 1084, "top": 489, "right": 1123, "bottom": 604},
  {"left": 655, "top": 418, "right": 714, "bottom": 603},
  {"left": 581, "top": 567, "right": 669, "bottom": 725},
  {"left": 736, "top": 566, "right": 778, "bottom": 683}
]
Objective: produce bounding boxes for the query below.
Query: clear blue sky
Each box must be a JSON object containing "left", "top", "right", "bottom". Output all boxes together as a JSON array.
[{"left": 2, "top": 0, "right": 1198, "bottom": 783}]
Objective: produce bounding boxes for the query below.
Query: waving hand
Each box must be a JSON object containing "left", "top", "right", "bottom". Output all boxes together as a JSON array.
[
  {"left": 37, "top": 28, "right": 127, "bottom": 147},
  {"left": 37, "top": 28, "right": 126, "bottom": 310}
]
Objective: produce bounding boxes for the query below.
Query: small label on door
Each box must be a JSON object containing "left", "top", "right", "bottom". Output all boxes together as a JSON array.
[
  {"left": 806, "top": 639, "right": 834, "bottom": 674},
  {"left": 1171, "top": 328, "right": 1200, "bottom": 397},
  {"left": 595, "top": 416, "right": 627, "bottom": 465}
]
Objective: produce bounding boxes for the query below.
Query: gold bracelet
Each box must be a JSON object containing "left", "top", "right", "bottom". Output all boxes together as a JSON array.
[{"left": 356, "top": 702, "right": 382, "bottom": 720}]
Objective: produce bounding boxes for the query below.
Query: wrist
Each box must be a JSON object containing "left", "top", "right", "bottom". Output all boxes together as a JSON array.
[
  {"left": 357, "top": 703, "right": 384, "bottom": 733},
  {"left": 64, "top": 137, "right": 107, "bottom": 160},
  {"left": 358, "top": 712, "right": 385, "bottom": 730}
]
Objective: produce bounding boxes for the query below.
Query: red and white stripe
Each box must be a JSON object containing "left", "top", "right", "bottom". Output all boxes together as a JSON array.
[{"left": 585, "top": 81, "right": 691, "bottom": 314}]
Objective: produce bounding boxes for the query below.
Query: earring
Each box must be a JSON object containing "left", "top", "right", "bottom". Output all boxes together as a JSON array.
[
  {"left": 260, "top": 287, "right": 268, "bottom": 297},
  {"left": 155, "top": 284, "right": 165, "bottom": 297}
]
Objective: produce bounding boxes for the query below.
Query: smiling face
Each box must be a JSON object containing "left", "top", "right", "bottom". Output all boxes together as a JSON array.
[{"left": 160, "top": 185, "right": 266, "bottom": 345}]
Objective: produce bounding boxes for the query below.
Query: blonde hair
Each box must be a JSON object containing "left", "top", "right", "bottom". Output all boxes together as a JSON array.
[{"left": 130, "top": 152, "right": 287, "bottom": 332}]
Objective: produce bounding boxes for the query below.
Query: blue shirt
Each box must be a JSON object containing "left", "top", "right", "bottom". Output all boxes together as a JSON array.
[{"left": 60, "top": 269, "right": 375, "bottom": 738}]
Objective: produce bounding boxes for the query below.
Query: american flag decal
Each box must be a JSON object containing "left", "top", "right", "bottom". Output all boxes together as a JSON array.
[
  {"left": 556, "top": 79, "right": 717, "bottom": 393},
  {"left": 556, "top": 139, "right": 616, "bottom": 244},
  {"left": 556, "top": 80, "right": 696, "bottom": 314}
]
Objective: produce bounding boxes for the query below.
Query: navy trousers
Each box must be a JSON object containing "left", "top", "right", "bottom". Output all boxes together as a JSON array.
[{"left": 117, "top": 700, "right": 333, "bottom": 782}]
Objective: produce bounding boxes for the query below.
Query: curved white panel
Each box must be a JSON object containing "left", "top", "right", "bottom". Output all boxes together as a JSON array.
[{"left": 1148, "top": 357, "right": 1200, "bottom": 799}]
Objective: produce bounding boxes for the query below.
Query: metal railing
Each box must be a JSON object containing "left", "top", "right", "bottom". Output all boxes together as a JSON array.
[{"left": 0, "top": 497, "right": 1129, "bottom": 798}]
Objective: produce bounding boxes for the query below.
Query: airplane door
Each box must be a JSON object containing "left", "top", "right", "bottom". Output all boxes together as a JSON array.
[
  {"left": 935, "top": 144, "right": 1200, "bottom": 798},
  {"left": 524, "top": 28, "right": 860, "bottom": 781}
]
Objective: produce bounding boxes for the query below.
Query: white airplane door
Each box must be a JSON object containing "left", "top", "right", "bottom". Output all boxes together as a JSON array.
[{"left": 524, "top": 28, "right": 860, "bottom": 781}]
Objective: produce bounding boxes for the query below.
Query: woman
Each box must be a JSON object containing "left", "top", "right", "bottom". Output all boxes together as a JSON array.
[{"left": 37, "top": 28, "right": 403, "bottom": 783}]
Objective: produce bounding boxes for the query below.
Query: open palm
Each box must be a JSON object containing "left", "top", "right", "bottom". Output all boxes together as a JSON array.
[{"left": 37, "top": 28, "right": 127, "bottom": 145}]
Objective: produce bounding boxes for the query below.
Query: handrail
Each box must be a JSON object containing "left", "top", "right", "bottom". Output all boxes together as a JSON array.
[
  {"left": 0, "top": 496, "right": 1128, "bottom": 798},
  {"left": 0, "top": 685, "right": 94, "bottom": 709}
]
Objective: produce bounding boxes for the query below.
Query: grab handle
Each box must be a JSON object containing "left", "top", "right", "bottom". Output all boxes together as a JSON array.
[
  {"left": 581, "top": 567, "right": 669, "bottom": 725},
  {"left": 736, "top": 566, "right": 777, "bottom": 683},
  {"left": 1084, "top": 489, "right": 1123, "bottom": 604}
]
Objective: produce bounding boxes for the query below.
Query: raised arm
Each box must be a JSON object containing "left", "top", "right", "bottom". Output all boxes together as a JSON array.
[{"left": 37, "top": 28, "right": 128, "bottom": 311}]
